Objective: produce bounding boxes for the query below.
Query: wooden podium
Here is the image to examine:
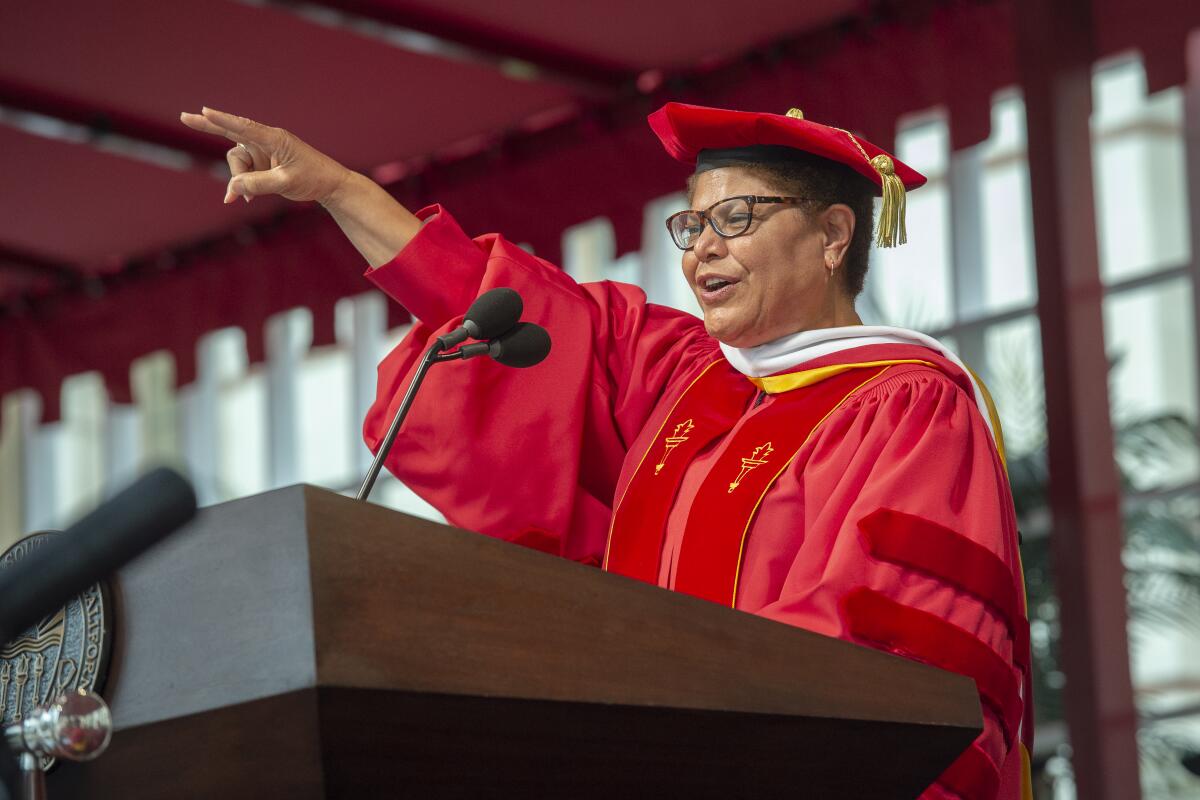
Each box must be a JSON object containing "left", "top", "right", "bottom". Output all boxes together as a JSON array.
[{"left": 48, "top": 485, "right": 980, "bottom": 798}]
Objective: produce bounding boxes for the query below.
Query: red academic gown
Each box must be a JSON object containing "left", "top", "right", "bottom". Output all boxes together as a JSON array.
[{"left": 363, "top": 205, "right": 1033, "bottom": 800}]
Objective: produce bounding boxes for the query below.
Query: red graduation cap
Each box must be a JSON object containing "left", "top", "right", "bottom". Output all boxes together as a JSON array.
[{"left": 648, "top": 102, "right": 926, "bottom": 248}]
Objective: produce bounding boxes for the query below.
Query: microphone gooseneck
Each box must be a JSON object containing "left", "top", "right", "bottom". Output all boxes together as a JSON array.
[
  {"left": 357, "top": 339, "right": 445, "bottom": 501},
  {"left": 357, "top": 287, "right": 551, "bottom": 503}
]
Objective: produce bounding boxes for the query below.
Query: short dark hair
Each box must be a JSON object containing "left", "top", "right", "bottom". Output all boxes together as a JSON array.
[{"left": 686, "top": 155, "right": 877, "bottom": 297}]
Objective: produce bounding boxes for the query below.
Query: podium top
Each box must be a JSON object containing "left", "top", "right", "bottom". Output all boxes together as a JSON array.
[{"left": 88, "top": 484, "right": 981, "bottom": 798}]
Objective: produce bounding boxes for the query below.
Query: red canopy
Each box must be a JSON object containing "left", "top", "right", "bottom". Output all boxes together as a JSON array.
[{"left": 1, "top": 0, "right": 1197, "bottom": 419}]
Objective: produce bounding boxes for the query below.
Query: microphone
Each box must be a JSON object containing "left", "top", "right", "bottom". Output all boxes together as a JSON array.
[
  {"left": 356, "top": 289, "right": 552, "bottom": 502},
  {"left": 0, "top": 468, "right": 194, "bottom": 800},
  {"left": 486, "top": 322, "right": 552, "bottom": 368},
  {"left": 0, "top": 468, "right": 197, "bottom": 649},
  {"left": 452, "top": 322, "right": 552, "bottom": 368},
  {"left": 435, "top": 287, "right": 522, "bottom": 350}
]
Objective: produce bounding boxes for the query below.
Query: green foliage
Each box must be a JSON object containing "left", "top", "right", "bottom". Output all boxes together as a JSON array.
[
  {"left": 1014, "top": 412, "right": 1200, "bottom": 729},
  {"left": 1012, "top": 412, "right": 1200, "bottom": 799}
]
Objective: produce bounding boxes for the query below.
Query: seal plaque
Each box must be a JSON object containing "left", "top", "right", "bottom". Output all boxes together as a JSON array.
[{"left": 0, "top": 531, "right": 113, "bottom": 770}]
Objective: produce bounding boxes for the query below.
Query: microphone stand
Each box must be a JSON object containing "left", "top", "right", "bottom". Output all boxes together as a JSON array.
[
  {"left": 356, "top": 340, "right": 485, "bottom": 501},
  {"left": 0, "top": 746, "right": 16, "bottom": 800}
]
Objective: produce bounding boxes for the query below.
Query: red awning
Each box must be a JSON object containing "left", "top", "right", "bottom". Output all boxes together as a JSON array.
[{"left": 1, "top": 0, "right": 1197, "bottom": 420}]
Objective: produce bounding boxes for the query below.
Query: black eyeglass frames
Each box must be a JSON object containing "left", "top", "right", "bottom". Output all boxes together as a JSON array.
[{"left": 665, "top": 195, "right": 806, "bottom": 250}]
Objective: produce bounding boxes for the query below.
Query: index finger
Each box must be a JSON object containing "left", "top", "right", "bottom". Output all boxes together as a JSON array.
[
  {"left": 180, "top": 111, "right": 238, "bottom": 142},
  {"left": 199, "top": 107, "right": 278, "bottom": 147}
]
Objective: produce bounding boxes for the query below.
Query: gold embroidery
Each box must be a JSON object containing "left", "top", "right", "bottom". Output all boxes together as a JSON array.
[
  {"left": 655, "top": 419, "right": 694, "bottom": 475},
  {"left": 728, "top": 442, "right": 774, "bottom": 493},
  {"left": 833, "top": 126, "right": 871, "bottom": 163}
]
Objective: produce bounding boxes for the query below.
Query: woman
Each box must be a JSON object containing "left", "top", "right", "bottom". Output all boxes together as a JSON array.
[{"left": 182, "top": 102, "right": 1032, "bottom": 800}]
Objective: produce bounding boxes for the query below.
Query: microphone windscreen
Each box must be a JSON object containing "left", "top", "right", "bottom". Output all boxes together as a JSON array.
[
  {"left": 488, "top": 322, "right": 552, "bottom": 368},
  {"left": 0, "top": 467, "right": 196, "bottom": 646},
  {"left": 464, "top": 287, "right": 523, "bottom": 340}
]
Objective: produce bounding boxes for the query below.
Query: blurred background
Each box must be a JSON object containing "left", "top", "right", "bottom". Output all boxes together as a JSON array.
[{"left": 1, "top": 1, "right": 1198, "bottom": 797}]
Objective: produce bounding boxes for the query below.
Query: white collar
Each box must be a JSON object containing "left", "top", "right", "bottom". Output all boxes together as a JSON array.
[{"left": 719, "top": 325, "right": 996, "bottom": 439}]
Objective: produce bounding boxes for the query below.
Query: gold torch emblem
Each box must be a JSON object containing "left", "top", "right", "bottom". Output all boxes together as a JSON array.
[
  {"left": 655, "top": 419, "right": 694, "bottom": 475},
  {"left": 729, "top": 442, "right": 774, "bottom": 493}
]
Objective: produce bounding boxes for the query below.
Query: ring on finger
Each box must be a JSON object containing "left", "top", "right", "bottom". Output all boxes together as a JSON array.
[{"left": 237, "top": 142, "right": 250, "bottom": 153}]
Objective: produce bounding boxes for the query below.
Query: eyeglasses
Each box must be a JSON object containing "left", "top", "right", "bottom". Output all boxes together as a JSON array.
[{"left": 665, "top": 195, "right": 807, "bottom": 250}]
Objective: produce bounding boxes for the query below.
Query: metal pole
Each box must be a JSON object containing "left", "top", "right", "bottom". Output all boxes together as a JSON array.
[{"left": 355, "top": 342, "right": 471, "bottom": 502}]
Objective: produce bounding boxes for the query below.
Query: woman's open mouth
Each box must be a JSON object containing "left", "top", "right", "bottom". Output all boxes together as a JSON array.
[{"left": 697, "top": 275, "right": 739, "bottom": 303}]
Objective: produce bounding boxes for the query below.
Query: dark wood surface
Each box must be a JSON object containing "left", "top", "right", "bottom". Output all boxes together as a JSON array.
[
  {"left": 307, "top": 486, "right": 980, "bottom": 725},
  {"left": 51, "top": 686, "right": 972, "bottom": 799},
  {"left": 48, "top": 485, "right": 982, "bottom": 797},
  {"left": 103, "top": 488, "right": 319, "bottom": 727},
  {"left": 49, "top": 691, "right": 326, "bottom": 800}
]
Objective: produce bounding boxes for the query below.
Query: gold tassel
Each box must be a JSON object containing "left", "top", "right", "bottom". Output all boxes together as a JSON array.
[{"left": 871, "top": 154, "right": 907, "bottom": 248}]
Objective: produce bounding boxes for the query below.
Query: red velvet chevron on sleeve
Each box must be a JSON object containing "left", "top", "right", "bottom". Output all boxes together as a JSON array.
[
  {"left": 858, "top": 508, "right": 1030, "bottom": 673},
  {"left": 844, "top": 587, "right": 1024, "bottom": 751}
]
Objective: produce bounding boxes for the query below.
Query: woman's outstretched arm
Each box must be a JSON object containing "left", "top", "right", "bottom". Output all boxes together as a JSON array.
[{"left": 179, "top": 106, "right": 419, "bottom": 267}]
